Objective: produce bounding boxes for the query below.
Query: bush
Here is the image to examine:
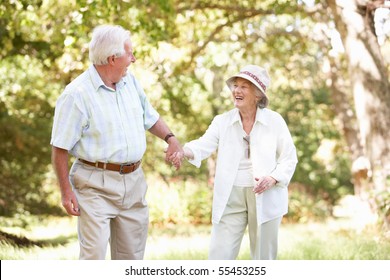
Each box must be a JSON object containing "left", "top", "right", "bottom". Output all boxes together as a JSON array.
[
  {"left": 286, "top": 183, "right": 332, "bottom": 223},
  {"left": 374, "top": 187, "right": 390, "bottom": 230},
  {"left": 147, "top": 176, "right": 212, "bottom": 226}
]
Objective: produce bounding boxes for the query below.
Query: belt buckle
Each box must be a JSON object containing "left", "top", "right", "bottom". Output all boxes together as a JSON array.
[
  {"left": 119, "top": 161, "right": 139, "bottom": 174},
  {"left": 119, "top": 162, "right": 134, "bottom": 174},
  {"left": 119, "top": 163, "right": 127, "bottom": 174}
]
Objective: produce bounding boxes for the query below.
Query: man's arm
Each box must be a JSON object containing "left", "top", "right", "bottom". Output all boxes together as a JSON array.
[
  {"left": 51, "top": 146, "right": 80, "bottom": 216},
  {"left": 148, "top": 117, "right": 184, "bottom": 169}
]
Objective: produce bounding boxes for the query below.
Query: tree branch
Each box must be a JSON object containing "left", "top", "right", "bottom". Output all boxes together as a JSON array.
[
  {"left": 189, "top": 10, "right": 267, "bottom": 62},
  {"left": 176, "top": 2, "right": 269, "bottom": 14}
]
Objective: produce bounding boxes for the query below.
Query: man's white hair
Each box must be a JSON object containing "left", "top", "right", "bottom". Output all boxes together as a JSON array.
[{"left": 89, "top": 25, "right": 131, "bottom": 65}]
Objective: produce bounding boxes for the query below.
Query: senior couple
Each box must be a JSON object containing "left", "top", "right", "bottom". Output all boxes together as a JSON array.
[{"left": 51, "top": 24, "right": 297, "bottom": 260}]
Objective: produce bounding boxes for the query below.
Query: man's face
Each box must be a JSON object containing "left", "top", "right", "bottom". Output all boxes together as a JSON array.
[{"left": 112, "top": 40, "right": 136, "bottom": 82}]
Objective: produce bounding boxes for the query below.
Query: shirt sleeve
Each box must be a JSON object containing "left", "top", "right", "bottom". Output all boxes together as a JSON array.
[
  {"left": 184, "top": 116, "right": 220, "bottom": 168},
  {"left": 132, "top": 76, "right": 160, "bottom": 130},
  {"left": 269, "top": 114, "right": 298, "bottom": 187},
  {"left": 50, "top": 92, "right": 88, "bottom": 151}
]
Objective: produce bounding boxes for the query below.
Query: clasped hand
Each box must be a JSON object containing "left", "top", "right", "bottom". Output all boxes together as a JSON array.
[{"left": 164, "top": 142, "right": 184, "bottom": 170}]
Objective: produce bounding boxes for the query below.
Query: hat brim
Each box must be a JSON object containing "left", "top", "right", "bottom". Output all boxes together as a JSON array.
[{"left": 226, "top": 74, "right": 267, "bottom": 96}]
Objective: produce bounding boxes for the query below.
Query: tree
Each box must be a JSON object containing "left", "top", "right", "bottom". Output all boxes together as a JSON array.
[
  {"left": 325, "top": 0, "right": 390, "bottom": 227},
  {"left": 164, "top": 0, "right": 354, "bottom": 207},
  {"left": 1, "top": 0, "right": 388, "bottom": 227},
  {"left": 167, "top": 0, "right": 389, "bottom": 225},
  {"left": 0, "top": 0, "right": 178, "bottom": 216}
]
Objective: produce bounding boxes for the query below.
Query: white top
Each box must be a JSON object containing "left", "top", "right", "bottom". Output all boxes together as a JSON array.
[
  {"left": 234, "top": 131, "right": 254, "bottom": 187},
  {"left": 185, "top": 107, "right": 298, "bottom": 224}
]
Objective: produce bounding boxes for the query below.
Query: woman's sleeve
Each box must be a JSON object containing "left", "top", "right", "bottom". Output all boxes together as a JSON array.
[
  {"left": 184, "top": 116, "right": 220, "bottom": 168},
  {"left": 269, "top": 116, "right": 298, "bottom": 187}
]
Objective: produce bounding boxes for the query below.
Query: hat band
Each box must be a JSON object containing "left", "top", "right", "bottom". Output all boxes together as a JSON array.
[{"left": 240, "top": 71, "right": 266, "bottom": 92}]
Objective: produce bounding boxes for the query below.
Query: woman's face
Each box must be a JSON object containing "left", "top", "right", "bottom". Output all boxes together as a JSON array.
[{"left": 231, "top": 78, "right": 259, "bottom": 111}]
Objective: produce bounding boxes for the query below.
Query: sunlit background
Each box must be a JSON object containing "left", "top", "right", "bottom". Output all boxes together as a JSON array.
[{"left": 0, "top": 0, "right": 389, "bottom": 260}]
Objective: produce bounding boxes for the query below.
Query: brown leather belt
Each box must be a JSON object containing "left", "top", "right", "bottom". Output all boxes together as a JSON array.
[{"left": 78, "top": 159, "right": 141, "bottom": 174}]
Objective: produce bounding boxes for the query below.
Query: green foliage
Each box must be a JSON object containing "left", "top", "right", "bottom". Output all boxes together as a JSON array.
[
  {"left": 1, "top": 0, "right": 387, "bottom": 226},
  {"left": 277, "top": 85, "right": 353, "bottom": 204},
  {"left": 0, "top": 55, "right": 62, "bottom": 216},
  {"left": 374, "top": 187, "right": 390, "bottom": 229},
  {"left": 147, "top": 176, "right": 212, "bottom": 226},
  {"left": 0, "top": 0, "right": 177, "bottom": 216},
  {"left": 286, "top": 183, "right": 332, "bottom": 223}
]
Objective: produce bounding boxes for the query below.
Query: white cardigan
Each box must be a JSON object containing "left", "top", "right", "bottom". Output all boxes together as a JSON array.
[{"left": 185, "top": 107, "right": 298, "bottom": 224}]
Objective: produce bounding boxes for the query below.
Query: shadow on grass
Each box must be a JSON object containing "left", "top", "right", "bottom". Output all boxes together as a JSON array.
[{"left": 0, "top": 230, "right": 77, "bottom": 248}]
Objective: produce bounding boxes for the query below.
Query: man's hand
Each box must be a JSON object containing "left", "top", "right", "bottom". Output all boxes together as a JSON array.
[
  {"left": 52, "top": 146, "right": 80, "bottom": 216},
  {"left": 61, "top": 189, "right": 81, "bottom": 216},
  {"left": 165, "top": 137, "right": 184, "bottom": 170}
]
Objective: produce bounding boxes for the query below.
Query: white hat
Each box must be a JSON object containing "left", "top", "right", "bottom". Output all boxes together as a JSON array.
[{"left": 226, "top": 65, "right": 270, "bottom": 96}]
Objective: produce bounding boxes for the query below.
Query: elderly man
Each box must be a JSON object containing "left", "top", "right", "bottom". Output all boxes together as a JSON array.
[{"left": 51, "top": 24, "right": 183, "bottom": 260}]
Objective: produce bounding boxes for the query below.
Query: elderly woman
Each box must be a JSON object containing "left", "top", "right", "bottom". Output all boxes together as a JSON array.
[{"left": 174, "top": 65, "right": 298, "bottom": 260}]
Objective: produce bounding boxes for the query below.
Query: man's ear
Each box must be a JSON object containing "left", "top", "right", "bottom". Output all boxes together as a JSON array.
[{"left": 108, "top": 55, "right": 115, "bottom": 65}]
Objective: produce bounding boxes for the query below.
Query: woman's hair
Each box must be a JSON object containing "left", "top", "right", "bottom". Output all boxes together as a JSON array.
[
  {"left": 253, "top": 86, "right": 269, "bottom": 108},
  {"left": 89, "top": 25, "right": 131, "bottom": 65}
]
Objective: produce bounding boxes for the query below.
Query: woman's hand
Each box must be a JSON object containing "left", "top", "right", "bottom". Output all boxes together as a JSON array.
[{"left": 253, "top": 176, "right": 277, "bottom": 194}]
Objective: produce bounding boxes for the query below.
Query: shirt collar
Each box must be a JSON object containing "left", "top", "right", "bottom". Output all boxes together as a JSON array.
[
  {"left": 230, "top": 109, "right": 241, "bottom": 125},
  {"left": 88, "top": 64, "right": 126, "bottom": 92},
  {"left": 255, "top": 107, "right": 268, "bottom": 125},
  {"left": 230, "top": 107, "right": 268, "bottom": 126}
]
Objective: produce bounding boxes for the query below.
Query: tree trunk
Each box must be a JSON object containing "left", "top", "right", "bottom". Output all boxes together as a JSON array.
[
  {"left": 328, "top": 57, "right": 371, "bottom": 197},
  {"left": 207, "top": 65, "right": 227, "bottom": 187},
  {"left": 326, "top": 0, "right": 390, "bottom": 226}
]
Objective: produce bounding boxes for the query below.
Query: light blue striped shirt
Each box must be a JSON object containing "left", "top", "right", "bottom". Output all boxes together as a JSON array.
[{"left": 51, "top": 65, "right": 160, "bottom": 163}]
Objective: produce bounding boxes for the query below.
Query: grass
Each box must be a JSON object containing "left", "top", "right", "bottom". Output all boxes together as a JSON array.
[
  {"left": 0, "top": 216, "right": 79, "bottom": 260},
  {"left": 278, "top": 221, "right": 390, "bottom": 260},
  {"left": 1, "top": 215, "right": 389, "bottom": 260}
]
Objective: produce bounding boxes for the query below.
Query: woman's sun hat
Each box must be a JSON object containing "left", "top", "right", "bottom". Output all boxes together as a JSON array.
[{"left": 226, "top": 65, "right": 270, "bottom": 96}]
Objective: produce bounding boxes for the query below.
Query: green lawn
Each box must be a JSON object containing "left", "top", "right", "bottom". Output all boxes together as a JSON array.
[{"left": 1, "top": 216, "right": 389, "bottom": 260}]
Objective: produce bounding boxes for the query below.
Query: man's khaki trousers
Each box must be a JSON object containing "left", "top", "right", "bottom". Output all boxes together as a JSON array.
[{"left": 70, "top": 160, "right": 148, "bottom": 260}]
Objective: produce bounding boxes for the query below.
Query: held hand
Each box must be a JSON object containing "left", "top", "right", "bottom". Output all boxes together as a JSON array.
[
  {"left": 169, "top": 152, "right": 185, "bottom": 169},
  {"left": 253, "top": 176, "right": 277, "bottom": 194},
  {"left": 164, "top": 137, "right": 184, "bottom": 170}
]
